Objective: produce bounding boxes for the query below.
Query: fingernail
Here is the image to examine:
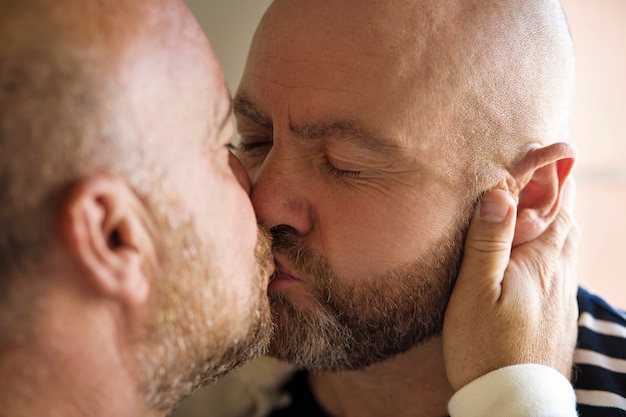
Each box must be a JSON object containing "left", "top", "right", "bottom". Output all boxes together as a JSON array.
[{"left": 480, "top": 190, "right": 512, "bottom": 223}]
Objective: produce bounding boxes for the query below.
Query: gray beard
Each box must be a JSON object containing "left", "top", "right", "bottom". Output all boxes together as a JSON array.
[{"left": 267, "top": 217, "right": 470, "bottom": 372}]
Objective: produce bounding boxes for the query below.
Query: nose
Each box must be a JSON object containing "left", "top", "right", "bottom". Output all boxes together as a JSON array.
[
  {"left": 229, "top": 150, "right": 252, "bottom": 195},
  {"left": 250, "top": 149, "right": 314, "bottom": 236}
]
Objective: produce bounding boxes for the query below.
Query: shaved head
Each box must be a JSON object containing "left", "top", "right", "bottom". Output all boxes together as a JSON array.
[
  {"left": 0, "top": 1, "right": 134, "bottom": 277},
  {"left": 0, "top": 0, "right": 220, "bottom": 284},
  {"left": 250, "top": 0, "right": 574, "bottom": 185},
  {"left": 441, "top": 0, "right": 576, "bottom": 165},
  {"left": 0, "top": 0, "right": 273, "bottom": 409},
  {"left": 238, "top": 0, "right": 576, "bottom": 371}
]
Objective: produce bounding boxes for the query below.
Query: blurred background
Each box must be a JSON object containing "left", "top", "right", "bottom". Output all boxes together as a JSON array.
[{"left": 184, "top": 0, "right": 626, "bottom": 309}]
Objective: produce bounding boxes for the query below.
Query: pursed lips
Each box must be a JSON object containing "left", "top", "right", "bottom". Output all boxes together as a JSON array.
[{"left": 269, "top": 257, "right": 304, "bottom": 290}]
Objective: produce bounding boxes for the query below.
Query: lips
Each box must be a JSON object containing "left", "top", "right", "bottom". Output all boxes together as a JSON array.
[{"left": 268, "top": 257, "right": 302, "bottom": 291}]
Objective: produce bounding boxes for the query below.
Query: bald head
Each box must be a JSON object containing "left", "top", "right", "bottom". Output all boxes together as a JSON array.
[
  {"left": 442, "top": 0, "right": 575, "bottom": 161},
  {"left": 0, "top": 0, "right": 226, "bottom": 326},
  {"left": 233, "top": 0, "right": 576, "bottom": 373},
  {"left": 246, "top": 0, "right": 574, "bottom": 178}
]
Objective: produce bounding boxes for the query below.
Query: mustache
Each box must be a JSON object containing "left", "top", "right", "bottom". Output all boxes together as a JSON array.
[{"left": 270, "top": 225, "right": 333, "bottom": 280}]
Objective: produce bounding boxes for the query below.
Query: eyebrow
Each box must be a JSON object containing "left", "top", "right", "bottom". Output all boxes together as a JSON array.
[
  {"left": 233, "top": 94, "right": 273, "bottom": 132},
  {"left": 233, "top": 93, "right": 399, "bottom": 154}
]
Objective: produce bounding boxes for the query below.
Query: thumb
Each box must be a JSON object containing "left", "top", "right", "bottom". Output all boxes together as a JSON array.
[
  {"left": 456, "top": 188, "right": 517, "bottom": 293},
  {"left": 444, "top": 189, "right": 520, "bottom": 389}
]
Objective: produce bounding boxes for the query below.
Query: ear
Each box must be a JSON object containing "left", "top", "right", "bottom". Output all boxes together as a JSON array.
[
  {"left": 510, "top": 142, "right": 576, "bottom": 247},
  {"left": 57, "top": 176, "right": 156, "bottom": 307}
]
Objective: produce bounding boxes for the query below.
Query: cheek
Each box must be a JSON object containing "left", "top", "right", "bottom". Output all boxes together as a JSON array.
[
  {"left": 202, "top": 172, "right": 260, "bottom": 307},
  {"left": 318, "top": 189, "right": 462, "bottom": 281},
  {"left": 178, "top": 154, "right": 258, "bottom": 268},
  {"left": 229, "top": 151, "right": 252, "bottom": 194},
  {"left": 211, "top": 173, "right": 258, "bottom": 260}
]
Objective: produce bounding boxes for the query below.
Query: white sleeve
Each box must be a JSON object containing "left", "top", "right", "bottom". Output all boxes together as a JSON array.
[{"left": 448, "top": 364, "right": 577, "bottom": 417}]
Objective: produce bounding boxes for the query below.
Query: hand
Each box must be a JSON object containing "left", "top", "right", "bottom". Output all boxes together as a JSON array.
[{"left": 442, "top": 185, "right": 579, "bottom": 391}]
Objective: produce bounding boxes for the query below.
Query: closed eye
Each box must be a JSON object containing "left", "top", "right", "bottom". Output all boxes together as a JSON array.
[
  {"left": 323, "top": 158, "right": 362, "bottom": 179},
  {"left": 238, "top": 141, "right": 270, "bottom": 152},
  {"left": 235, "top": 140, "right": 272, "bottom": 170}
]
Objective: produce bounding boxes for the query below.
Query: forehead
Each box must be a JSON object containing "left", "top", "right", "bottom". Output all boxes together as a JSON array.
[
  {"left": 240, "top": 1, "right": 461, "bottom": 150},
  {"left": 250, "top": 1, "right": 417, "bottom": 86},
  {"left": 116, "top": 8, "right": 230, "bottom": 143}
]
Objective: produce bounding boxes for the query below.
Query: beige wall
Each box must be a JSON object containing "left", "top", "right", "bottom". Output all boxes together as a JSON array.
[
  {"left": 184, "top": 0, "right": 272, "bottom": 93},
  {"left": 186, "top": 1, "right": 626, "bottom": 309},
  {"left": 561, "top": 0, "right": 626, "bottom": 309}
]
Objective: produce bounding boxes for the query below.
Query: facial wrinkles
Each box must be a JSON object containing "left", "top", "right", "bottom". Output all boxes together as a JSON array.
[
  {"left": 247, "top": 8, "right": 379, "bottom": 96},
  {"left": 245, "top": 3, "right": 418, "bottom": 120},
  {"left": 235, "top": 94, "right": 445, "bottom": 209},
  {"left": 244, "top": 1, "right": 495, "bottom": 372},
  {"left": 246, "top": 5, "right": 467, "bottom": 187}
]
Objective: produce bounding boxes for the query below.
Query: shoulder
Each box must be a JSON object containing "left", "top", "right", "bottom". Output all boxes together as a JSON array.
[
  {"left": 578, "top": 287, "right": 626, "bottom": 326},
  {"left": 574, "top": 287, "right": 626, "bottom": 415}
]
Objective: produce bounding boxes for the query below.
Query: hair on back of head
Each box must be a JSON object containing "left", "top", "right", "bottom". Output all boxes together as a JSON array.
[{"left": 0, "top": 1, "right": 153, "bottom": 343}]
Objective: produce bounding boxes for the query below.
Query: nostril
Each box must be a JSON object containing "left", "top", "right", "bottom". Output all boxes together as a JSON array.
[
  {"left": 270, "top": 224, "right": 303, "bottom": 253},
  {"left": 249, "top": 158, "right": 315, "bottom": 237},
  {"left": 270, "top": 224, "right": 300, "bottom": 239}
]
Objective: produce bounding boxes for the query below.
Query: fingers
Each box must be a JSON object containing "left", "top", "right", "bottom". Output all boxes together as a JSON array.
[
  {"left": 510, "top": 203, "right": 575, "bottom": 294},
  {"left": 455, "top": 188, "right": 517, "bottom": 293},
  {"left": 443, "top": 189, "right": 519, "bottom": 389},
  {"left": 443, "top": 187, "right": 579, "bottom": 390},
  {"left": 519, "top": 205, "right": 572, "bottom": 258},
  {"left": 525, "top": 176, "right": 576, "bottom": 260}
]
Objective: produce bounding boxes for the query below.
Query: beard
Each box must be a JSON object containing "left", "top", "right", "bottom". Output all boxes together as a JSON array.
[
  {"left": 136, "top": 217, "right": 273, "bottom": 412},
  {"left": 267, "top": 205, "right": 475, "bottom": 372}
]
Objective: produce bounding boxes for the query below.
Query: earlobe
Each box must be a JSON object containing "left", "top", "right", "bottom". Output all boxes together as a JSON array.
[
  {"left": 58, "top": 176, "right": 154, "bottom": 306},
  {"left": 511, "top": 142, "right": 576, "bottom": 246}
]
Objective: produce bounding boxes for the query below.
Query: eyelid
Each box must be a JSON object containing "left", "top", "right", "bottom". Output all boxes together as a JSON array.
[
  {"left": 323, "top": 157, "right": 362, "bottom": 180},
  {"left": 238, "top": 141, "right": 271, "bottom": 152},
  {"left": 325, "top": 153, "right": 365, "bottom": 172},
  {"left": 236, "top": 114, "right": 273, "bottom": 138}
]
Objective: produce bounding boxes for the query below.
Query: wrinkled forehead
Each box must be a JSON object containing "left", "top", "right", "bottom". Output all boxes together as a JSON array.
[
  {"left": 255, "top": 0, "right": 437, "bottom": 69},
  {"left": 242, "top": 0, "right": 469, "bottom": 148},
  {"left": 247, "top": 0, "right": 467, "bottom": 109}
]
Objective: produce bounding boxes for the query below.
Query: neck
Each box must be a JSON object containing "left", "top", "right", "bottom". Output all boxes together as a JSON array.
[
  {"left": 0, "top": 295, "right": 158, "bottom": 417},
  {"left": 309, "top": 336, "right": 453, "bottom": 417}
]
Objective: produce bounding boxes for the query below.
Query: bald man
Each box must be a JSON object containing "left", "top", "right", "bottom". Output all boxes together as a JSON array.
[
  {"left": 0, "top": 0, "right": 619, "bottom": 416},
  {"left": 0, "top": 0, "right": 274, "bottom": 415},
  {"left": 189, "top": 0, "right": 624, "bottom": 416},
  {"left": 0, "top": 0, "right": 557, "bottom": 416}
]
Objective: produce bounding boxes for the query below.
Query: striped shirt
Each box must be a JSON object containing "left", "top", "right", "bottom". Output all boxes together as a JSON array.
[{"left": 574, "top": 287, "right": 626, "bottom": 415}]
